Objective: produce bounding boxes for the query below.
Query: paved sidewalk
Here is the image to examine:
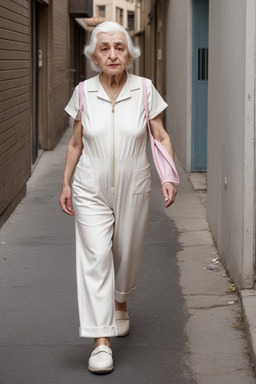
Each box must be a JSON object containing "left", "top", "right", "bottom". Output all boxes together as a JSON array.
[
  {"left": 0, "top": 124, "right": 255, "bottom": 383},
  {"left": 171, "top": 163, "right": 256, "bottom": 383}
]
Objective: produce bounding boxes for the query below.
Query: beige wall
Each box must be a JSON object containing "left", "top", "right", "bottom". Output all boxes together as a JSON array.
[
  {"left": 165, "top": 0, "right": 192, "bottom": 170},
  {"left": 207, "top": 0, "right": 255, "bottom": 288},
  {"left": 137, "top": 0, "right": 192, "bottom": 163}
]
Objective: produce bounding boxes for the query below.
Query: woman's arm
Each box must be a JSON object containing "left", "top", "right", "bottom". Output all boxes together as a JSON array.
[
  {"left": 59, "top": 120, "right": 83, "bottom": 215},
  {"left": 149, "top": 114, "right": 174, "bottom": 159},
  {"left": 149, "top": 114, "right": 177, "bottom": 207}
]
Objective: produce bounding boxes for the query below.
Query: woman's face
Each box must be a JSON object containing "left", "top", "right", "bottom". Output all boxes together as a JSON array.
[{"left": 92, "top": 32, "right": 130, "bottom": 76}]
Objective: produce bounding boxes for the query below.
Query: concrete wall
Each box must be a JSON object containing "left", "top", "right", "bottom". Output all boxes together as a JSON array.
[
  {"left": 207, "top": 0, "right": 255, "bottom": 288},
  {"left": 165, "top": 0, "right": 192, "bottom": 171}
]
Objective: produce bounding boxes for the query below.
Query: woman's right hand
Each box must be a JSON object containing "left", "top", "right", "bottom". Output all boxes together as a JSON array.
[{"left": 59, "top": 185, "right": 74, "bottom": 216}]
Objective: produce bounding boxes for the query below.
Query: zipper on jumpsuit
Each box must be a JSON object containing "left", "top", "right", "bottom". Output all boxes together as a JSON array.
[{"left": 111, "top": 102, "right": 115, "bottom": 194}]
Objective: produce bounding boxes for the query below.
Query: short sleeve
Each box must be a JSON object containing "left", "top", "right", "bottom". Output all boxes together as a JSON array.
[
  {"left": 146, "top": 79, "right": 168, "bottom": 120},
  {"left": 65, "top": 85, "right": 79, "bottom": 119}
]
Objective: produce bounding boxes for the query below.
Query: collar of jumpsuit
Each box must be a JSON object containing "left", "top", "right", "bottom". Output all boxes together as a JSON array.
[{"left": 86, "top": 72, "right": 141, "bottom": 104}]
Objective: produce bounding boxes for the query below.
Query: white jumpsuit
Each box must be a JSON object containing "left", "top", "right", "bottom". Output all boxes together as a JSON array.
[{"left": 65, "top": 72, "right": 167, "bottom": 338}]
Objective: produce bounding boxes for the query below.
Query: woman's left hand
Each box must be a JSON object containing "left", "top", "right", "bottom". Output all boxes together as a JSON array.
[{"left": 162, "top": 182, "right": 177, "bottom": 208}]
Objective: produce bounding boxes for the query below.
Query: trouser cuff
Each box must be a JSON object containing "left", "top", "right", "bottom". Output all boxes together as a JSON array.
[
  {"left": 115, "top": 287, "right": 136, "bottom": 303},
  {"left": 79, "top": 325, "right": 118, "bottom": 338}
]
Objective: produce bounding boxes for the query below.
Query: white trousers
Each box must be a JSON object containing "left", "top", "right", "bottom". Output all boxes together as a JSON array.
[{"left": 72, "top": 156, "right": 151, "bottom": 338}]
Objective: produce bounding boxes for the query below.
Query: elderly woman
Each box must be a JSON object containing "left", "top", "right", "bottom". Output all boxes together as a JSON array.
[{"left": 59, "top": 21, "right": 177, "bottom": 373}]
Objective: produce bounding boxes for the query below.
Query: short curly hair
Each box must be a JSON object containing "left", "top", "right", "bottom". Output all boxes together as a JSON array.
[{"left": 83, "top": 21, "right": 141, "bottom": 72}]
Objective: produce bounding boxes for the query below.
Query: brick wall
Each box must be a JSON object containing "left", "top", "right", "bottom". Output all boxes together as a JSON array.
[
  {"left": 0, "top": 0, "right": 31, "bottom": 223},
  {"left": 0, "top": 0, "right": 91, "bottom": 226}
]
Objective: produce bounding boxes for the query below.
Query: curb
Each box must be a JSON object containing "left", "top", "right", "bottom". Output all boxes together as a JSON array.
[{"left": 240, "top": 290, "right": 256, "bottom": 370}]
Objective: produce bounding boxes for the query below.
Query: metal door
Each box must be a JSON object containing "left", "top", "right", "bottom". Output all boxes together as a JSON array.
[{"left": 192, "top": 0, "right": 209, "bottom": 171}]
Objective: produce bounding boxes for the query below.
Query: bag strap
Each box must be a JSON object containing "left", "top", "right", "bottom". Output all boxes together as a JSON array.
[
  {"left": 142, "top": 77, "right": 154, "bottom": 143},
  {"left": 142, "top": 77, "right": 149, "bottom": 123},
  {"left": 142, "top": 77, "right": 157, "bottom": 151},
  {"left": 75, "top": 81, "right": 84, "bottom": 121}
]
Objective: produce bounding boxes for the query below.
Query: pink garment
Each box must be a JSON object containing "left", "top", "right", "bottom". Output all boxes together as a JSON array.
[{"left": 142, "top": 77, "right": 180, "bottom": 186}]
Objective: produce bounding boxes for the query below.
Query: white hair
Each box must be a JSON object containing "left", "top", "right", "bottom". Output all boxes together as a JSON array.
[{"left": 83, "top": 21, "right": 141, "bottom": 72}]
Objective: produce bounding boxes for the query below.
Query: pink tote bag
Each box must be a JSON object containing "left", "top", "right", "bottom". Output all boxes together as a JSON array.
[{"left": 142, "top": 78, "right": 180, "bottom": 186}]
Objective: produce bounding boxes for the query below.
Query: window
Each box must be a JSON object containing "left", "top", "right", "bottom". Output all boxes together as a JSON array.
[
  {"left": 197, "top": 48, "right": 208, "bottom": 80},
  {"left": 116, "top": 7, "right": 123, "bottom": 25},
  {"left": 127, "top": 11, "right": 134, "bottom": 30},
  {"left": 97, "top": 6, "right": 105, "bottom": 18}
]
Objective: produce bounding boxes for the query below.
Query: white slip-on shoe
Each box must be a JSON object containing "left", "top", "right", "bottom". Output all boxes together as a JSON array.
[
  {"left": 115, "top": 310, "right": 130, "bottom": 337},
  {"left": 88, "top": 345, "right": 114, "bottom": 374}
]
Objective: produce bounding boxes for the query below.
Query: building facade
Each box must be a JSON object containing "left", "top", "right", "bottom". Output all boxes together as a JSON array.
[
  {"left": 136, "top": 0, "right": 256, "bottom": 290},
  {"left": 0, "top": 0, "right": 92, "bottom": 226},
  {"left": 93, "top": 0, "right": 136, "bottom": 30}
]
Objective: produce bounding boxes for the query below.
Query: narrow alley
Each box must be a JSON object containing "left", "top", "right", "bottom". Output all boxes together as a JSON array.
[{"left": 1, "top": 1, "right": 256, "bottom": 382}]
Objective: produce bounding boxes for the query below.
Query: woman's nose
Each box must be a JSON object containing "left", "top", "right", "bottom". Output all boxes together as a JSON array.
[{"left": 109, "top": 47, "right": 116, "bottom": 60}]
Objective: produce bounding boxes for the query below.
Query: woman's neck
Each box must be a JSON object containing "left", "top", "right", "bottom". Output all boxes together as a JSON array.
[{"left": 100, "top": 71, "right": 127, "bottom": 89}]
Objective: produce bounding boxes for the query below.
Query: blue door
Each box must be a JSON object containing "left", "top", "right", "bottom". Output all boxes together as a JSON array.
[{"left": 192, "top": 0, "right": 209, "bottom": 171}]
